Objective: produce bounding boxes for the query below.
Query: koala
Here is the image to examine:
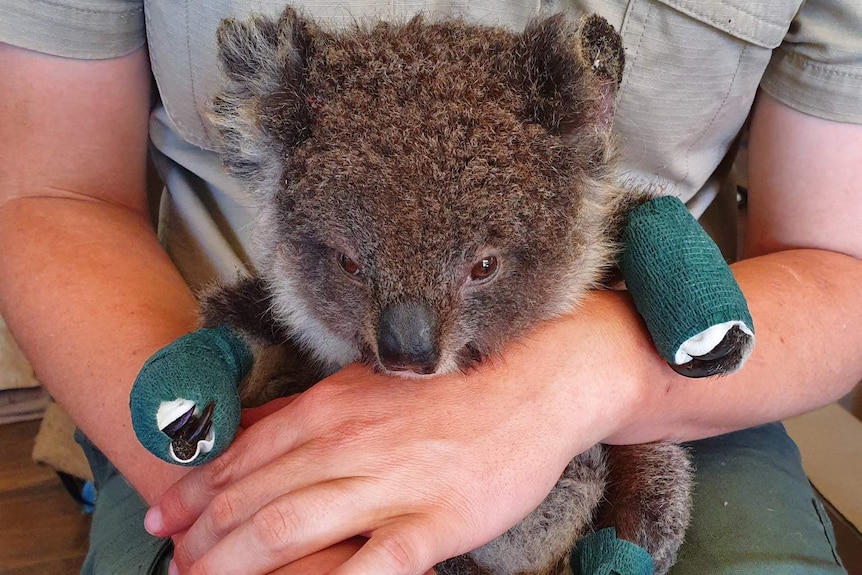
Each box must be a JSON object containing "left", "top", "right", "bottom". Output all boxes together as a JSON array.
[{"left": 198, "top": 8, "right": 694, "bottom": 575}]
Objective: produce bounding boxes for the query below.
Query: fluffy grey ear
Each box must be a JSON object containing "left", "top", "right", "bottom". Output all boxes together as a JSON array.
[
  {"left": 210, "top": 7, "right": 316, "bottom": 197},
  {"left": 516, "top": 13, "right": 624, "bottom": 136}
]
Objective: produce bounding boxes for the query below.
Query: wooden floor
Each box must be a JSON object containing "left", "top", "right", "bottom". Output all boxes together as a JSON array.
[{"left": 0, "top": 419, "right": 90, "bottom": 575}]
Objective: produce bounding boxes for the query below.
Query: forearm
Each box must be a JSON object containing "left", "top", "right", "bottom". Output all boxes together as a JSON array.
[
  {"left": 614, "top": 93, "right": 862, "bottom": 445},
  {"left": 0, "top": 194, "right": 196, "bottom": 503},
  {"left": 489, "top": 245, "right": 862, "bottom": 455},
  {"left": 599, "top": 248, "right": 862, "bottom": 445}
]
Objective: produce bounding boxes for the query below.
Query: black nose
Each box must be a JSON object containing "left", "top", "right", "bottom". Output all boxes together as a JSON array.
[{"left": 377, "top": 301, "right": 439, "bottom": 374}]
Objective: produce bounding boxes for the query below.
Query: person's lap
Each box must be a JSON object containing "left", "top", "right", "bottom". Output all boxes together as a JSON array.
[
  {"left": 76, "top": 423, "right": 845, "bottom": 575},
  {"left": 76, "top": 430, "right": 172, "bottom": 575},
  {"left": 670, "top": 423, "right": 845, "bottom": 575}
]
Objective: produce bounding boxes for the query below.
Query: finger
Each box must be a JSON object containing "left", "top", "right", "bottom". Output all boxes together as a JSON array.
[
  {"left": 240, "top": 395, "right": 298, "bottom": 428},
  {"left": 175, "top": 441, "right": 352, "bottom": 563},
  {"left": 177, "top": 480, "right": 388, "bottom": 575},
  {"left": 327, "top": 522, "right": 446, "bottom": 575},
  {"left": 147, "top": 394, "right": 317, "bottom": 537},
  {"left": 267, "top": 537, "right": 366, "bottom": 575}
]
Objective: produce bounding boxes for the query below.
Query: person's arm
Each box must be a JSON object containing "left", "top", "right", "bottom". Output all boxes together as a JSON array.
[
  {"left": 614, "top": 90, "right": 862, "bottom": 444},
  {"left": 0, "top": 43, "right": 195, "bottom": 504}
]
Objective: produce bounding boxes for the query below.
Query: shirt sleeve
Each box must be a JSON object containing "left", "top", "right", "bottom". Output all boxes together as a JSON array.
[
  {"left": 0, "top": 0, "right": 144, "bottom": 59},
  {"left": 760, "top": 0, "right": 862, "bottom": 124}
]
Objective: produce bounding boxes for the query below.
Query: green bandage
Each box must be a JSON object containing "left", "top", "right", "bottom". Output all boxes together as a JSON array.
[
  {"left": 129, "top": 325, "right": 252, "bottom": 466},
  {"left": 571, "top": 528, "right": 654, "bottom": 575},
  {"left": 618, "top": 195, "right": 753, "bottom": 368}
]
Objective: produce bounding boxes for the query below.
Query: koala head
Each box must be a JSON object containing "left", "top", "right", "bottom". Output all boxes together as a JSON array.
[{"left": 211, "top": 8, "right": 626, "bottom": 375}]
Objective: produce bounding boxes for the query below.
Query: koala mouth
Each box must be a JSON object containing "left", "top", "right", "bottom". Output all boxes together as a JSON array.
[
  {"left": 362, "top": 341, "right": 485, "bottom": 378},
  {"left": 458, "top": 343, "right": 485, "bottom": 367}
]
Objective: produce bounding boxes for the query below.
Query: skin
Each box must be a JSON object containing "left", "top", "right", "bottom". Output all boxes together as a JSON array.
[{"left": 2, "top": 40, "right": 862, "bottom": 575}]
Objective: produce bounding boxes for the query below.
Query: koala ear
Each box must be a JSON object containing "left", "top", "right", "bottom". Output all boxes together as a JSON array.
[
  {"left": 515, "top": 13, "right": 624, "bottom": 136},
  {"left": 215, "top": 8, "right": 311, "bottom": 97},
  {"left": 210, "top": 7, "right": 316, "bottom": 197}
]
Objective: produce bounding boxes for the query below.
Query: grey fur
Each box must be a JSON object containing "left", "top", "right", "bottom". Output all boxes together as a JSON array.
[
  {"left": 596, "top": 443, "right": 693, "bottom": 575},
  {"left": 460, "top": 446, "right": 608, "bottom": 575},
  {"left": 204, "top": 8, "right": 697, "bottom": 575}
]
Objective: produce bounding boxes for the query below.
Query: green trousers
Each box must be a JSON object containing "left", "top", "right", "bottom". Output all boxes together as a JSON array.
[
  {"left": 671, "top": 423, "right": 844, "bottom": 575},
  {"left": 77, "top": 423, "right": 845, "bottom": 575}
]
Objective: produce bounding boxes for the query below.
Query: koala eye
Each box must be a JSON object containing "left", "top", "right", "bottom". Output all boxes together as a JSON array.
[
  {"left": 469, "top": 256, "right": 499, "bottom": 283},
  {"left": 337, "top": 253, "right": 361, "bottom": 277}
]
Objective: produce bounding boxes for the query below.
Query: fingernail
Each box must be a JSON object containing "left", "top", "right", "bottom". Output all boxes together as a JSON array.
[
  {"left": 168, "top": 559, "right": 179, "bottom": 575},
  {"left": 144, "top": 506, "right": 164, "bottom": 535}
]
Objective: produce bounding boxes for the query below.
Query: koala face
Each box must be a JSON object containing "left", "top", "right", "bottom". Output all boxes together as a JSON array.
[{"left": 212, "top": 9, "right": 626, "bottom": 375}]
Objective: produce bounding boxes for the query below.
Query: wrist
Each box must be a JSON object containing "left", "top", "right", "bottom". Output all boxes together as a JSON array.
[
  {"left": 574, "top": 291, "right": 673, "bottom": 447},
  {"left": 487, "top": 290, "right": 665, "bottom": 456}
]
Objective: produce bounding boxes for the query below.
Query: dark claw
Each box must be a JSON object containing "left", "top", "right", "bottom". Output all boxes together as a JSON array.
[
  {"left": 161, "top": 405, "right": 196, "bottom": 439},
  {"left": 162, "top": 401, "right": 216, "bottom": 461},
  {"left": 187, "top": 402, "right": 215, "bottom": 443},
  {"left": 670, "top": 325, "right": 751, "bottom": 379},
  {"left": 670, "top": 357, "right": 727, "bottom": 378},
  {"left": 689, "top": 329, "right": 739, "bottom": 362}
]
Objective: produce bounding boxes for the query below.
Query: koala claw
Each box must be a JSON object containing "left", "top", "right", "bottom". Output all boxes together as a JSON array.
[
  {"left": 670, "top": 325, "right": 753, "bottom": 378},
  {"left": 160, "top": 403, "right": 196, "bottom": 437},
  {"left": 158, "top": 400, "right": 216, "bottom": 463}
]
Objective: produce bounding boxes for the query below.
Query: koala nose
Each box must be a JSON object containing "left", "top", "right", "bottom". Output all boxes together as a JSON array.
[{"left": 377, "top": 301, "right": 439, "bottom": 375}]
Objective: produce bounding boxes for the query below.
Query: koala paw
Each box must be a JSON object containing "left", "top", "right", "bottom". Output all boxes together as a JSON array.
[
  {"left": 670, "top": 323, "right": 754, "bottom": 378},
  {"left": 157, "top": 399, "right": 216, "bottom": 464},
  {"left": 129, "top": 326, "right": 250, "bottom": 466}
]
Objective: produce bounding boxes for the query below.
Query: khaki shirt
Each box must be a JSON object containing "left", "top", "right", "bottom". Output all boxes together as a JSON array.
[{"left": 2, "top": 0, "right": 861, "bottom": 287}]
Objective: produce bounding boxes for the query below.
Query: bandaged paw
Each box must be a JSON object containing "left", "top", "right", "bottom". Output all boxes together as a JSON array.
[
  {"left": 670, "top": 322, "right": 754, "bottom": 378},
  {"left": 618, "top": 195, "right": 754, "bottom": 378},
  {"left": 571, "top": 528, "right": 653, "bottom": 575},
  {"left": 129, "top": 326, "right": 252, "bottom": 466},
  {"left": 157, "top": 399, "right": 217, "bottom": 464}
]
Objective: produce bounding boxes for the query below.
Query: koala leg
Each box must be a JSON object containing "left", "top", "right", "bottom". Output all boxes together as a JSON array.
[
  {"left": 198, "top": 275, "right": 287, "bottom": 344},
  {"left": 592, "top": 443, "right": 693, "bottom": 575},
  {"left": 436, "top": 445, "right": 607, "bottom": 575},
  {"left": 199, "top": 275, "right": 325, "bottom": 405}
]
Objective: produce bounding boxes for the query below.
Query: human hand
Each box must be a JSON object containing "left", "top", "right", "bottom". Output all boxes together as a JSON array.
[
  {"left": 163, "top": 442, "right": 433, "bottom": 575},
  {"left": 145, "top": 296, "right": 651, "bottom": 575},
  {"left": 265, "top": 537, "right": 435, "bottom": 575}
]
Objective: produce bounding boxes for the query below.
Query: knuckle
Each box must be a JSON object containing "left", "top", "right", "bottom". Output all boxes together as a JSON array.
[
  {"left": 297, "top": 382, "right": 335, "bottom": 416},
  {"left": 251, "top": 500, "right": 301, "bottom": 551},
  {"left": 162, "top": 484, "right": 196, "bottom": 526},
  {"left": 330, "top": 418, "right": 370, "bottom": 445},
  {"left": 206, "top": 490, "right": 242, "bottom": 536},
  {"left": 375, "top": 533, "right": 424, "bottom": 575},
  {"left": 202, "top": 450, "right": 235, "bottom": 492},
  {"left": 303, "top": 429, "right": 353, "bottom": 458}
]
